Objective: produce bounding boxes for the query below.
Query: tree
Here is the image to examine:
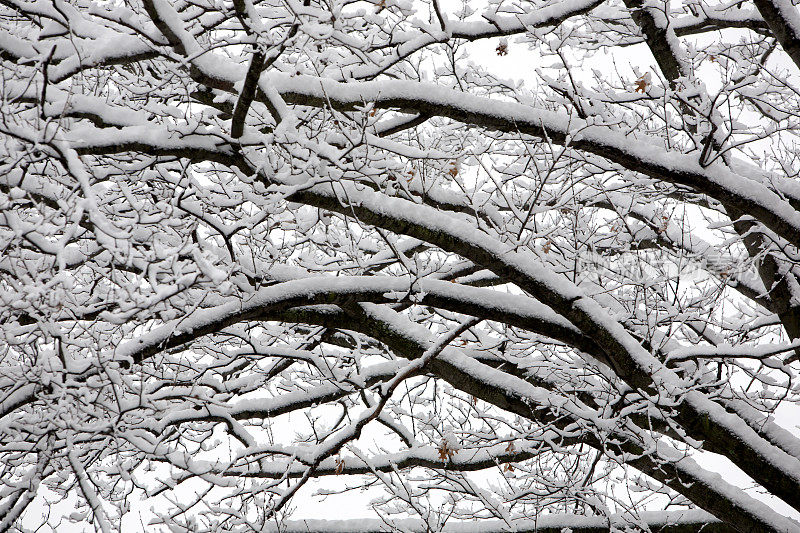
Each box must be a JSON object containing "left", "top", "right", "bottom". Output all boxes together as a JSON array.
[{"left": 1, "top": 0, "right": 800, "bottom": 530}]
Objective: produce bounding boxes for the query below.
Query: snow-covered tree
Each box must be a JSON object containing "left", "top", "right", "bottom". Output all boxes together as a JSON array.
[{"left": 2, "top": 0, "right": 800, "bottom": 530}]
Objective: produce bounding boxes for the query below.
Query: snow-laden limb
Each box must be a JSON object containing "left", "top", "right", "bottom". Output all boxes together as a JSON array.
[
  {"left": 51, "top": 64, "right": 800, "bottom": 248},
  {"left": 267, "top": 74, "right": 800, "bottom": 243},
  {"left": 266, "top": 510, "right": 723, "bottom": 533},
  {"left": 110, "top": 275, "right": 586, "bottom": 366},
  {"left": 187, "top": 440, "right": 549, "bottom": 478},
  {"left": 754, "top": 0, "right": 800, "bottom": 70},
  {"left": 67, "top": 449, "right": 112, "bottom": 533}
]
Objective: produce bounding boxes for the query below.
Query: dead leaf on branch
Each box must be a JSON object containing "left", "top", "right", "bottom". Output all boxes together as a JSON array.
[
  {"left": 496, "top": 41, "right": 508, "bottom": 56},
  {"left": 438, "top": 440, "right": 456, "bottom": 462},
  {"left": 657, "top": 214, "right": 669, "bottom": 234},
  {"left": 447, "top": 161, "right": 459, "bottom": 177},
  {"left": 634, "top": 72, "right": 651, "bottom": 93}
]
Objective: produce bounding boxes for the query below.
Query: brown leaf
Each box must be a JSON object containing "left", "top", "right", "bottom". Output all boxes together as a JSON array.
[
  {"left": 496, "top": 43, "right": 508, "bottom": 56},
  {"left": 635, "top": 76, "right": 648, "bottom": 93},
  {"left": 335, "top": 457, "right": 345, "bottom": 474},
  {"left": 505, "top": 441, "right": 515, "bottom": 453},
  {"left": 447, "top": 161, "right": 458, "bottom": 177},
  {"left": 438, "top": 442, "right": 448, "bottom": 461},
  {"left": 438, "top": 440, "right": 455, "bottom": 462}
]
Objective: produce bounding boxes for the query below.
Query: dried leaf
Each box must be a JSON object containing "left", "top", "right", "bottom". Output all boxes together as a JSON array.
[
  {"left": 634, "top": 76, "right": 648, "bottom": 93},
  {"left": 447, "top": 161, "right": 459, "bottom": 177},
  {"left": 438, "top": 440, "right": 455, "bottom": 462}
]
